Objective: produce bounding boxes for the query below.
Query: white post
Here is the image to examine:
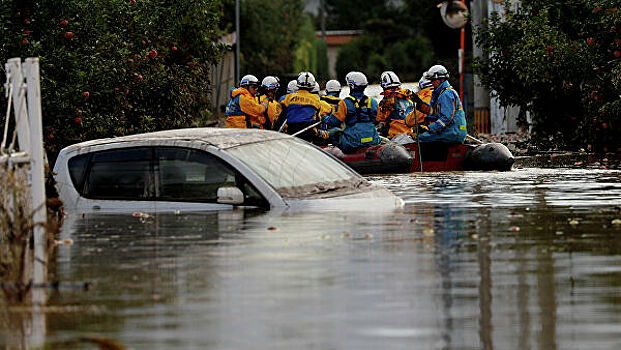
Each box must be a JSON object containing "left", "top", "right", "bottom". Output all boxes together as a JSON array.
[
  {"left": 6, "top": 58, "right": 30, "bottom": 153},
  {"left": 23, "top": 58, "right": 48, "bottom": 287},
  {"left": 23, "top": 58, "right": 48, "bottom": 347}
]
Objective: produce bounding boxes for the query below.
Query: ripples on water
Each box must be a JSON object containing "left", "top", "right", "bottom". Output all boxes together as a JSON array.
[{"left": 3, "top": 168, "right": 621, "bottom": 349}]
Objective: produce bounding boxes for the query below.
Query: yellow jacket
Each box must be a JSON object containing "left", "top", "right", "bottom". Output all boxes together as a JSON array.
[
  {"left": 225, "top": 87, "right": 267, "bottom": 129},
  {"left": 258, "top": 94, "right": 282, "bottom": 129},
  {"left": 377, "top": 88, "right": 414, "bottom": 138},
  {"left": 406, "top": 87, "right": 433, "bottom": 133}
]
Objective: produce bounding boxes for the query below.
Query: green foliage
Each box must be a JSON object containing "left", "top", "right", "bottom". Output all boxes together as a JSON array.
[
  {"left": 0, "top": 0, "right": 225, "bottom": 160},
  {"left": 240, "top": 0, "right": 307, "bottom": 77},
  {"left": 330, "top": 0, "right": 454, "bottom": 83},
  {"left": 315, "top": 40, "right": 330, "bottom": 81},
  {"left": 294, "top": 16, "right": 330, "bottom": 81},
  {"left": 336, "top": 33, "right": 434, "bottom": 83},
  {"left": 475, "top": 0, "right": 621, "bottom": 151}
]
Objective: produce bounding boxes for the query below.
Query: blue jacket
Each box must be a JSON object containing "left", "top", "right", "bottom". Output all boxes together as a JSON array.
[
  {"left": 324, "top": 91, "right": 380, "bottom": 153},
  {"left": 280, "top": 90, "right": 320, "bottom": 124},
  {"left": 418, "top": 80, "right": 467, "bottom": 143}
]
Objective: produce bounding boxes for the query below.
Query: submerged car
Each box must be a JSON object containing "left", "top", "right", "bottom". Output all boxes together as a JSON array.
[{"left": 53, "top": 128, "right": 404, "bottom": 213}]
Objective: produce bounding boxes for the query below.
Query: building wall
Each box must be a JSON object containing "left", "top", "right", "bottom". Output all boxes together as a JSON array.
[
  {"left": 326, "top": 45, "right": 339, "bottom": 79},
  {"left": 210, "top": 50, "right": 236, "bottom": 121}
]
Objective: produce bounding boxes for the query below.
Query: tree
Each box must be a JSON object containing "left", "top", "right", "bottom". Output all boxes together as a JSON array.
[
  {"left": 474, "top": 0, "right": 621, "bottom": 151},
  {"left": 329, "top": 0, "right": 461, "bottom": 83},
  {"left": 0, "top": 0, "right": 225, "bottom": 160},
  {"left": 294, "top": 16, "right": 330, "bottom": 82},
  {"left": 239, "top": 0, "right": 307, "bottom": 77},
  {"left": 336, "top": 32, "right": 435, "bottom": 83}
]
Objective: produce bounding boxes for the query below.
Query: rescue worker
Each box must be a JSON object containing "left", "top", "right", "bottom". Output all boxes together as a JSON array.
[
  {"left": 405, "top": 75, "right": 433, "bottom": 134},
  {"left": 319, "top": 80, "right": 343, "bottom": 132},
  {"left": 410, "top": 65, "right": 467, "bottom": 143},
  {"left": 276, "top": 72, "right": 323, "bottom": 143},
  {"left": 322, "top": 71, "right": 380, "bottom": 153},
  {"left": 312, "top": 82, "right": 333, "bottom": 120},
  {"left": 258, "top": 76, "right": 282, "bottom": 129},
  {"left": 225, "top": 74, "right": 268, "bottom": 129},
  {"left": 376, "top": 71, "right": 415, "bottom": 138},
  {"left": 279, "top": 80, "right": 298, "bottom": 103},
  {"left": 321, "top": 80, "right": 342, "bottom": 109}
]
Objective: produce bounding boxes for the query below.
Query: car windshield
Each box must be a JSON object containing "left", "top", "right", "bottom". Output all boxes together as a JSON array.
[{"left": 225, "top": 138, "right": 366, "bottom": 199}]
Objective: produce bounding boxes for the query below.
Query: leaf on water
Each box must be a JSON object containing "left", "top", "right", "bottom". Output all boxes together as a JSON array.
[
  {"left": 569, "top": 219, "right": 580, "bottom": 225},
  {"left": 320, "top": 234, "right": 330, "bottom": 240},
  {"left": 342, "top": 233, "right": 351, "bottom": 238},
  {"left": 611, "top": 218, "right": 621, "bottom": 225},
  {"left": 422, "top": 228, "right": 434, "bottom": 236}
]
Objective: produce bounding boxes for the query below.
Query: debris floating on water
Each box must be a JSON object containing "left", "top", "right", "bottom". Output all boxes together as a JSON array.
[
  {"left": 132, "top": 212, "right": 150, "bottom": 219},
  {"left": 569, "top": 219, "right": 580, "bottom": 225},
  {"left": 54, "top": 238, "right": 74, "bottom": 246},
  {"left": 267, "top": 226, "right": 277, "bottom": 231},
  {"left": 611, "top": 218, "right": 621, "bottom": 225},
  {"left": 509, "top": 226, "right": 520, "bottom": 232}
]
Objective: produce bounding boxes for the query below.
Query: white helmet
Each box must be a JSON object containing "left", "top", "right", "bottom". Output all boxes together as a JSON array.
[
  {"left": 423, "top": 65, "right": 449, "bottom": 80},
  {"left": 286, "top": 80, "right": 298, "bottom": 94},
  {"left": 240, "top": 74, "right": 259, "bottom": 87},
  {"left": 311, "top": 82, "right": 320, "bottom": 94},
  {"left": 345, "top": 71, "right": 358, "bottom": 87},
  {"left": 418, "top": 75, "right": 433, "bottom": 90},
  {"left": 261, "top": 76, "right": 280, "bottom": 91},
  {"left": 325, "top": 80, "right": 341, "bottom": 94},
  {"left": 347, "top": 71, "right": 368, "bottom": 90},
  {"left": 296, "top": 71, "right": 316, "bottom": 90},
  {"left": 380, "top": 71, "right": 401, "bottom": 90}
]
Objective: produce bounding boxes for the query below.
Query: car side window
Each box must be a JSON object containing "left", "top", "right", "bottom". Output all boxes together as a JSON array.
[
  {"left": 156, "top": 147, "right": 237, "bottom": 202},
  {"left": 67, "top": 153, "right": 91, "bottom": 193},
  {"left": 83, "top": 148, "right": 155, "bottom": 200}
]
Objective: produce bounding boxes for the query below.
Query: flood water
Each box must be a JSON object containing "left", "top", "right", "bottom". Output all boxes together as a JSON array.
[{"left": 4, "top": 168, "right": 621, "bottom": 349}]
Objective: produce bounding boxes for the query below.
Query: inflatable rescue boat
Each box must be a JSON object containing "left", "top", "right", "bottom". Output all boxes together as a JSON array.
[{"left": 323, "top": 140, "right": 514, "bottom": 174}]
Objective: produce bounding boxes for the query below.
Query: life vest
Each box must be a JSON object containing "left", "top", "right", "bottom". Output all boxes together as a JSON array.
[
  {"left": 225, "top": 89, "right": 246, "bottom": 125},
  {"left": 225, "top": 88, "right": 267, "bottom": 128},
  {"left": 321, "top": 95, "right": 341, "bottom": 107},
  {"left": 419, "top": 81, "right": 467, "bottom": 143},
  {"left": 344, "top": 95, "right": 374, "bottom": 126}
]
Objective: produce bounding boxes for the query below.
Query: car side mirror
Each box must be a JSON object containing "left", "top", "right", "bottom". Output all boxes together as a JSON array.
[{"left": 217, "top": 186, "right": 245, "bottom": 205}]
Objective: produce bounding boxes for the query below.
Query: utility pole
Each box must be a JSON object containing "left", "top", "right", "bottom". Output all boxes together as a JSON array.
[
  {"left": 471, "top": 0, "right": 491, "bottom": 134},
  {"left": 235, "top": 0, "right": 240, "bottom": 85},
  {"left": 320, "top": 0, "right": 326, "bottom": 42}
]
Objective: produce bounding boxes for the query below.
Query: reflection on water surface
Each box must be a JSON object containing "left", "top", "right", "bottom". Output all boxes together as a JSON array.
[{"left": 3, "top": 168, "right": 621, "bottom": 349}]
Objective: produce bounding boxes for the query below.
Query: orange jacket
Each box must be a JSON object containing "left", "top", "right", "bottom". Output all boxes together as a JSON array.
[
  {"left": 377, "top": 88, "right": 414, "bottom": 138},
  {"left": 258, "top": 94, "right": 282, "bottom": 129},
  {"left": 406, "top": 87, "right": 433, "bottom": 133},
  {"left": 225, "top": 87, "right": 267, "bottom": 128}
]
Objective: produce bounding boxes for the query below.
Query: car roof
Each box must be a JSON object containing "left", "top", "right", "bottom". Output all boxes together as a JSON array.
[{"left": 60, "top": 127, "right": 293, "bottom": 152}]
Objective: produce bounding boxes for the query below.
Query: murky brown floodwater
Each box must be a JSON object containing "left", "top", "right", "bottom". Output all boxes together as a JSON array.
[{"left": 3, "top": 168, "right": 621, "bottom": 349}]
